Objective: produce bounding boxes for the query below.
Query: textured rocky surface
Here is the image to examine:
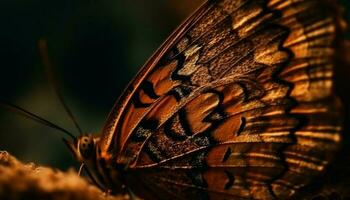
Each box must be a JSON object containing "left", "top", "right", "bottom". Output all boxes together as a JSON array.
[{"left": 0, "top": 151, "right": 126, "bottom": 200}]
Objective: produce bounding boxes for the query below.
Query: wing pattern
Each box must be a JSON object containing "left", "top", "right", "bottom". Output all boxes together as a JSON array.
[{"left": 99, "top": 0, "right": 343, "bottom": 199}]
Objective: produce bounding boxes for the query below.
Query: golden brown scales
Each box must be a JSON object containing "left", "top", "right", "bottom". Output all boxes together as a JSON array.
[{"left": 96, "top": 0, "right": 346, "bottom": 199}]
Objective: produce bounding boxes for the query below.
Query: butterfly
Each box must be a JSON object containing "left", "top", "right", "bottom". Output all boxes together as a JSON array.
[{"left": 41, "top": 0, "right": 346, "bottom": 199}]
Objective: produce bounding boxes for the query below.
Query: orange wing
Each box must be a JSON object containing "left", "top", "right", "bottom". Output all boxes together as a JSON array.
[
  {"left": 99, "top": 0, "right": 344, "bottom": 199},
  {"left": 98, "top": 0, "right": 212, "bottom": 157}
]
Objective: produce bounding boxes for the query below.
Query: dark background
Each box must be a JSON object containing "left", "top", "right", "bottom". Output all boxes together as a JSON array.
[
  {"left": 0, "top": 0, "right": 204, "bottom": 170},
  {"left": 0, "top": 0, "right": 349, "bottom": 171}
]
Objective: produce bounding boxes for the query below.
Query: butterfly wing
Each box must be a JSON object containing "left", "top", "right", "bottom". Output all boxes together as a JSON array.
[
  {"left": 99, "top": 0, "right": 343, "bottom": 199},
  {"left": 98, "top": 0, "right": 212, "bottom": 156}
]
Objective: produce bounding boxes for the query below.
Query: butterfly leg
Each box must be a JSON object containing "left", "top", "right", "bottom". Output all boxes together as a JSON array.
[{"left": 127, "top": 188, "right": 141, "bottom": 200}]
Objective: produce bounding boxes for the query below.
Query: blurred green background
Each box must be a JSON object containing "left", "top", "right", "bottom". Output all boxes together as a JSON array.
[{"left": 0, "top": 0, "right": 349, "bottom": 171}]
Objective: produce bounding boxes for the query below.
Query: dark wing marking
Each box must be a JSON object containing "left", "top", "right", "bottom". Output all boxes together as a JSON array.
[{"left": 99, "top": 0, "right": 214, "bottom": 156}]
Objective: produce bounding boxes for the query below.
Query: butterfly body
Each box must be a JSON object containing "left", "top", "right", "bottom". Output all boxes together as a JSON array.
[{"left": 67, "top": 0, "right": 344, "bottom": 199}]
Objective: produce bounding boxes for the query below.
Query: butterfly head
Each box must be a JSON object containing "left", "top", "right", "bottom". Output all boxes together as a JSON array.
[
  {"left": 63, "top": 134, "right": 107, "bottom": 187},
  {"left": 63, "top": 134, "right": 98, "bottom": 162},
  {"left": 63, "top": 134, "right": 107, "bottom": 186},
  {"left": 63, "top": 134, "right": 126, "bottom": 193}
]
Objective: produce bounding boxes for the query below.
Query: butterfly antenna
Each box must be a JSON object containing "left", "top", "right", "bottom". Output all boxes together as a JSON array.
[
  {"left": 0, "top": 100, "right": 76, "bottom": 140},
  {"left": 38, "top": 38, "right": 84, "bottom": 135}
]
